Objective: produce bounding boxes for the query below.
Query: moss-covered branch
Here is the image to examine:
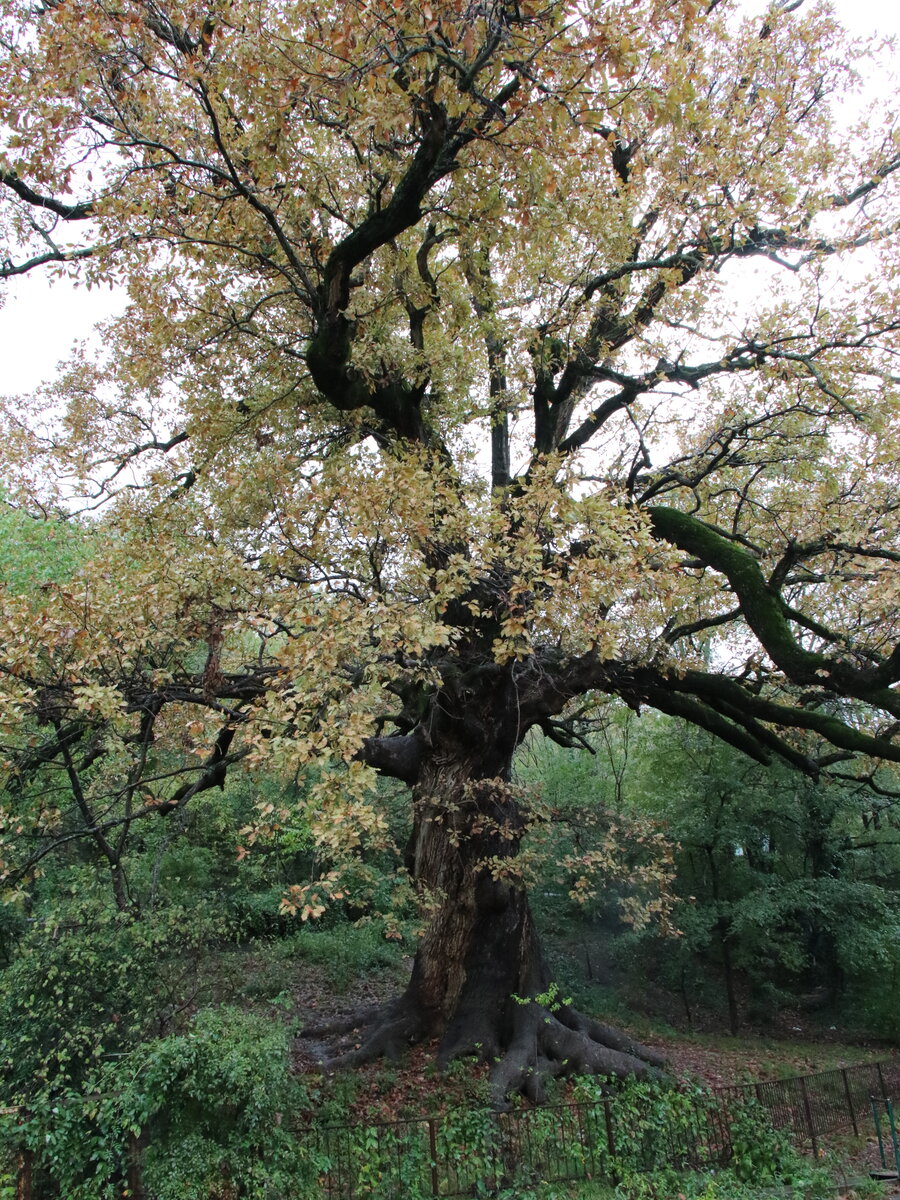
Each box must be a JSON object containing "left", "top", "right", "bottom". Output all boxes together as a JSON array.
[{"left": 648, "top": 505, "right": 900, "bottom": 718}]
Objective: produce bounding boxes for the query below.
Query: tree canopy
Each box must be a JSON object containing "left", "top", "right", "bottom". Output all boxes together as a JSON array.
[{"left": 3, "top": 0, "right": 900, "bottom": 1097}]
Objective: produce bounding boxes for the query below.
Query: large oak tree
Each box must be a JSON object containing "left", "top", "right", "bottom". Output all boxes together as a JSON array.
[{"left": 3, "top": 0, "right": 900, "bottom": 1099}]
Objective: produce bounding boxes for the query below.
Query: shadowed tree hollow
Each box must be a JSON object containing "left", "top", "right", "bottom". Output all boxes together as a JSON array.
[{"left": 3, "top": 0, "right": 900, "bottom": 1100}]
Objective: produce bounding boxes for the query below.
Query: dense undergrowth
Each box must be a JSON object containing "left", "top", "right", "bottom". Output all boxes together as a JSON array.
[
  {"left": 0, "top": 904, "right": 894, "bottom": 1197},
  {"left": 0, "top": 896, "right": 892, "bottom": 1197},
  {"left": 3, "top": 1049, "right": 872, "bottom": 1200}
]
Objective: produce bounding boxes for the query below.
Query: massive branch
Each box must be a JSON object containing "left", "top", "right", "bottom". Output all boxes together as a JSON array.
[{"left": 649, "top": 505, "right": 900, "bottom": 709}]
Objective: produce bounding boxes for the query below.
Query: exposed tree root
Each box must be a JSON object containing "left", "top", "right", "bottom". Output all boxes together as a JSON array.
[
  {"left": 484, "top": 1000, "right": 666, "bottom": 1105},
  {"left": 300, "top": 995, "right": 428, "bottom": 1068},
  {"left": 298, "top": 994, "right": 666, "bottom": 1105}
]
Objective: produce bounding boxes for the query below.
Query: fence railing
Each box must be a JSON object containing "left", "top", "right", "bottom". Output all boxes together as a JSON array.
[
  {"left": 3, "top": 1057, "right": 898, "bottom": 1199},
  {"left": 304, "top": 1093, "right": 736, "bottom": 1200},
  {"left": 718, "top": 1059, "right": 900, "bottom": 1155},
  {"left": 301, "top": 1059, "right": 900, "bottom": 1199}
]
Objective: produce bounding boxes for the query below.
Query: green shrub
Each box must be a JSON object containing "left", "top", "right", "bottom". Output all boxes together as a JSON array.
[
  {"left": 0, "top": 911, "right": 169, "bottom": 1100},
  {"left": 21, "top": 1006, "right": 317, "bottom": 1200},
  {"left": 0, "top": 1112, "right": 19, "bottom": 1200},
  {"left": 0, "top": 901, "right": 235, "bottom": 1103},
  {"left": 277, "top": 921, "right": 406, "bottom": 992}
]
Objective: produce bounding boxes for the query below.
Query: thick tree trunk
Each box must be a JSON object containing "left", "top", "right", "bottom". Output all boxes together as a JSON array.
[
  {"left": 404, "top": 754, "right": 546, "bottom": 1066},
  {"left": 303, "top": 738, "right": 665, "bottom": 1102}
]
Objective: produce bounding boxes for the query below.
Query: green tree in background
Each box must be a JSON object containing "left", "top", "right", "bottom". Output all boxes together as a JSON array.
[
  {"left": 521, "top": 712, "right": 900, "bottom": 1035},
  {"left": 0, "top": 500, "right": 90, "bottom": 594}
]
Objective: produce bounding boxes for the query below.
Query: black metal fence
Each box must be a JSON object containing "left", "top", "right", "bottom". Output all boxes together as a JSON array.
[
  {"left": 719, "top": 1059, "right": 900, "bottom": 1155},
  {"left": 304, "top": 1094, "right": 730, "bottom": 1199},
  {"left": 296, "top": 1059, "right": 900, "bottom": 1199},
  {"left": 302, "top": 1059, "right": 900, "bottom": 1199},
  {"left": 3, "top": 1058, "right": 899, "bottom": 1198}
]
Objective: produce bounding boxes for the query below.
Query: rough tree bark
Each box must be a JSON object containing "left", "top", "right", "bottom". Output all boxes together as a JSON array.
[{"left": 301, "top": 691, "right": 665, "bottom": 1104}]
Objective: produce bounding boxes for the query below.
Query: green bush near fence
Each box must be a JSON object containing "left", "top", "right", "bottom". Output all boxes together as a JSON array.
[
  {"left": 16, "top": 1007, "right": 323, "bottom": 1200},
  {"left": 0, "top": 1116, "right": 17, "bottom": 1200},
  {"left": 305, "top": 1077, "right": 813, "bottom": 1200},
  {"left": 4, "top": 1059, "right": 888, "bottom": 1199}
]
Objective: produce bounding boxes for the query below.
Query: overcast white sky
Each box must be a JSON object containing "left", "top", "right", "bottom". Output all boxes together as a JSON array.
[{"left": 0, "top": 0, "right": 897, "bottom": 399}]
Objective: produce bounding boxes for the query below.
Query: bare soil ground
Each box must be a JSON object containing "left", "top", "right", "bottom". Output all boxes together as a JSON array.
[{"left": 286, "top": 959, "right": 898, "bottom": 1125}]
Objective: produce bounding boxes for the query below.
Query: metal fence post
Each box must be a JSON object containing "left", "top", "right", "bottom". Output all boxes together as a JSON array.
[
  {"left": 603, "top": 1098, "right": 615, "bottom": 1160},
  {"left": 873, "top": 1097, "right": 889, "bottom": 1169},
  {"left": 601, "top": 1097, "right": 622, "bottom": 1185},
  {"left": 427, "top": 1117, "right": 439, "bottom": 1198},
  {"left": 887, "top": 1098, "right": 900, "bottom": 1172},
  {"left": 15, "top": 1148, "right": 32, "bottom": 1200},
  {"left": 127, "top": 1131, "right": 146, "bottom": 1200},
  {"left": 798, "top": 1076, "right": 818, "bottom": 1158},
  {"left": 840, "top": 1067, "right": 859, "bottom": 1137}
]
